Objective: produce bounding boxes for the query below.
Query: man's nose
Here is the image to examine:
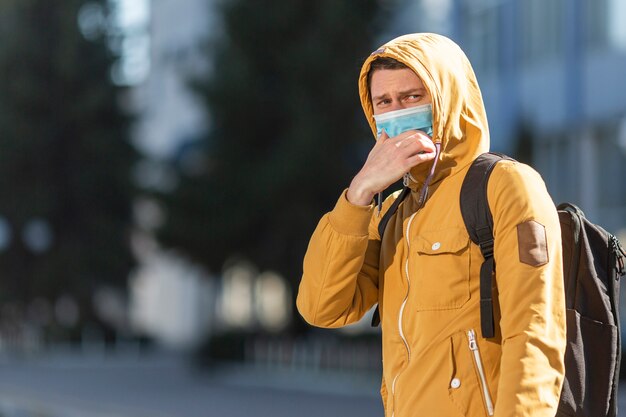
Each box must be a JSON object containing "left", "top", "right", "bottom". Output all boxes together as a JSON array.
[{"left": 388, "top": 100, "right": 405, "bottom": 112}]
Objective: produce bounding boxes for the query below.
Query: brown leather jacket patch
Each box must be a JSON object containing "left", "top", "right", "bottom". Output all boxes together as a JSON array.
[{"left": 517, "top": 220, "right": 549, "bottom": 266}]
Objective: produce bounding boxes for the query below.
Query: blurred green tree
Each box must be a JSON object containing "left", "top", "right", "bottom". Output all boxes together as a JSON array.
[
  {"left": 0, "top": 0, "right": 136, "bottom": 328},
  {"left": 157, "top": 0, "right": 389, "bottom": 317}
]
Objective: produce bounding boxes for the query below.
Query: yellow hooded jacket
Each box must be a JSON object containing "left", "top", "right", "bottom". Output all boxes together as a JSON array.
[{"left": 297, "top": 33, "right": 566, "bottom": 417}]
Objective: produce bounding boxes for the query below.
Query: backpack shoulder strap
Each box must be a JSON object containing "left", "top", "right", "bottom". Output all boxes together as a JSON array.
[
  {"left": 377, "top": 186, "right": 411, "bottom": 239},
  {"left": 371, "top": 186, "right": 411, "bottom": 327},
  {"left": 460, "top": 152, "right": 514, "bottom": 338}
]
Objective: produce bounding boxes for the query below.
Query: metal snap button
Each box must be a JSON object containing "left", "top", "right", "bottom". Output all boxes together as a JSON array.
[
  {"left": 432, "top": 242, "right": 441, "bottom": 251},
  {"left": 450, "top": 378, "right": 461, "bottom": 389}
]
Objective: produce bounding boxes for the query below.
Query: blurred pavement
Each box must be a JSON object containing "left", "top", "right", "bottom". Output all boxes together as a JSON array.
[
  {"left": 2, "top": 350, "right": 626, "bottom": 416},
  {"left": 0, "top": 349, "right": 382, "bottom": 417}
]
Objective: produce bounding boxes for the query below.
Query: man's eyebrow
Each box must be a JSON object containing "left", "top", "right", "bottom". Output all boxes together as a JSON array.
[
  {"left": 372, "top": 88, "right": 426, "bottom": 102},
  {"left": 398, "top": 88, "right": 426, "bottom": 96},
  {"left": 371, "top": 93, "right": 390, "bottom": 102}
]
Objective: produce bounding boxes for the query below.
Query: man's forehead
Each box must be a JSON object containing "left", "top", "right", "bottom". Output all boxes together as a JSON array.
[{"left": 370, "top": 69, "right": 425, "bottom": 94}]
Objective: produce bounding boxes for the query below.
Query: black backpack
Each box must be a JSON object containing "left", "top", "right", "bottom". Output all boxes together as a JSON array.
[{"left": 374, "top": 152, "right": 626, "bottom": 417}]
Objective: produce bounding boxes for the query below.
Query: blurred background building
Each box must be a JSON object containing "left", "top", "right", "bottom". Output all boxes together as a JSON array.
[
  {"left": 0, "top": 0, "right": 625, "bottom": 415},
  {"left": 391, "top": 0, "right": 626, "bottom": 235}
]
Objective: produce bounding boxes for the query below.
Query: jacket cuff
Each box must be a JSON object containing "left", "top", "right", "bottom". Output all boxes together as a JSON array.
[{"left": 328, "top": 189, "right": 374, "bottom": 236}]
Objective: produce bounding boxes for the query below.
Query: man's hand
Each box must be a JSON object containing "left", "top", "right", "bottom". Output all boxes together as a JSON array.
[{"left": 346, "top": 130, "right": 436, "bottom": 206}]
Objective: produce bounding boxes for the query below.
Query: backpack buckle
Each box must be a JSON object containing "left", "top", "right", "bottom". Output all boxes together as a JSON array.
[
  {"left": 479, "top": 239, "right": 494, "bottom": 259},
  {"left": 611, "top": 236, "right": 626, "bottom": 276}
]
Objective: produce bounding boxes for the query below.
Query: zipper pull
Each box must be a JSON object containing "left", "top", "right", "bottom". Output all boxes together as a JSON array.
[
  {"left": 403, "top": 173, "right": 410, "bottom": 187},
  {"left": 468, "top": 329, "right": 478, "bottom": 351}
]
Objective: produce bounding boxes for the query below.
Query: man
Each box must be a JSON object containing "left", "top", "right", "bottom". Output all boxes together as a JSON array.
[{"left": 297, "top": 33, "right": 566, "bottom": 417}]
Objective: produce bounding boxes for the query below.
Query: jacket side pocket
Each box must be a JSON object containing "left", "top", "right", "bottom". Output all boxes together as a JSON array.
[{"left": 448, "top": 330, "right": 492, "bottom": 417}]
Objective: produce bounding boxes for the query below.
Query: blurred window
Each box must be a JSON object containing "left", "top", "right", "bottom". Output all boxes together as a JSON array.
[
  {"left": 597, "top": 123, "right": 626, "bottom": 208},
  {"left": 585, "top": 0, "right": 609, "bottom": 50},
  {"left": 542, "top": 135, "right": 577, "bottom": 204},
  {"left": 608, "top": 0, "right": 626, "bottom": 50},
  {"left": 536, "top": 124, "right": 626, "bottom": 230},
  {"left": 460, "top": 2, "right": 500, "bottom": 76},
  {"left": 521, "top": 0, "right": 564, "bottom": 65}
]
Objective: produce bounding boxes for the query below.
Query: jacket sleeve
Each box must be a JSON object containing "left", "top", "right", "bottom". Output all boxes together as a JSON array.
[
  {"left": 296, "top": 189, "right": 382, "bottom": 328},
  {"left": 488, "top": 161, "right": 566, "bottom": 416}
]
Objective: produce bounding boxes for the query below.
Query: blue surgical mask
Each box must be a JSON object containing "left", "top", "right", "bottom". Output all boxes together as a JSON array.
[{"left": 373, "top": 104, "right": 433, "bottom": 138}]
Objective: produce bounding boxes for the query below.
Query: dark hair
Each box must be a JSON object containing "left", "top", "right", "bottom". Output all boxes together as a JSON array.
[{"left": 367, "top": 57, "right": 409, "bottom": 86}]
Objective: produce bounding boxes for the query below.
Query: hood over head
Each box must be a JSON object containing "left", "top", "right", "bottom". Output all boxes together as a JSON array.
[{"left": 359, "top": 33, "right": 489, "bottom": 187}]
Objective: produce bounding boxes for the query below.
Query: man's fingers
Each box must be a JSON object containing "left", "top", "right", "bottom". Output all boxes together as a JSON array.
[
  {"left": 417, "top": 137, "right": 436, "bottom": 153},
  {"left": 405, "top": 151, "right": 436, "bottom": 167},
  {"left": 389, "top": 132, "right": 414, "bottom": 147},
  {"left": 400, "top": 139, "right": 437, "bottom": 162},
  {"left": 398, "top": 137, "right": 436, "bottom": 156},
  {"left": 390, "top": 130, "right": 435, "bottom": 151},
  {"left": 377, "top": 129, "right": 389, "bottom": 143}
]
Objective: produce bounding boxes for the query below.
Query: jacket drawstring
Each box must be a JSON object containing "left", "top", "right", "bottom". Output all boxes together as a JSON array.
[{"left": 416, "top": 142, "right": 441, "bottom": 208}]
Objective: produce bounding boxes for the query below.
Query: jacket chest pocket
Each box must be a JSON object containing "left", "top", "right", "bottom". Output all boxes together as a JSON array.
[{"left": 412, "top": 227, "right": 471, "bottom": 311}]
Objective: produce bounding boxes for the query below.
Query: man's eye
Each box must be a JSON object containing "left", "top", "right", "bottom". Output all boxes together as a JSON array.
[{"left": 407, "top": 95, "right": 421, "bottom": 100}]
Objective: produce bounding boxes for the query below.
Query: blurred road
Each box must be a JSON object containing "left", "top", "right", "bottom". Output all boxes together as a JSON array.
[
  {"left": 0, "top": 349, "right": 383, "bottom": 417},
  {"left": 2, "top": 350, "right": 626, "bottom": 417}
]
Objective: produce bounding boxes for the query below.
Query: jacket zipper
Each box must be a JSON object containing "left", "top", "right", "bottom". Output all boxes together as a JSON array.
[
  {"left": 467, "top": 329, "right": 494, "bottom": 416},
  {"left": 391, "top": 211, "right": 418, "bottom": 417}
]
